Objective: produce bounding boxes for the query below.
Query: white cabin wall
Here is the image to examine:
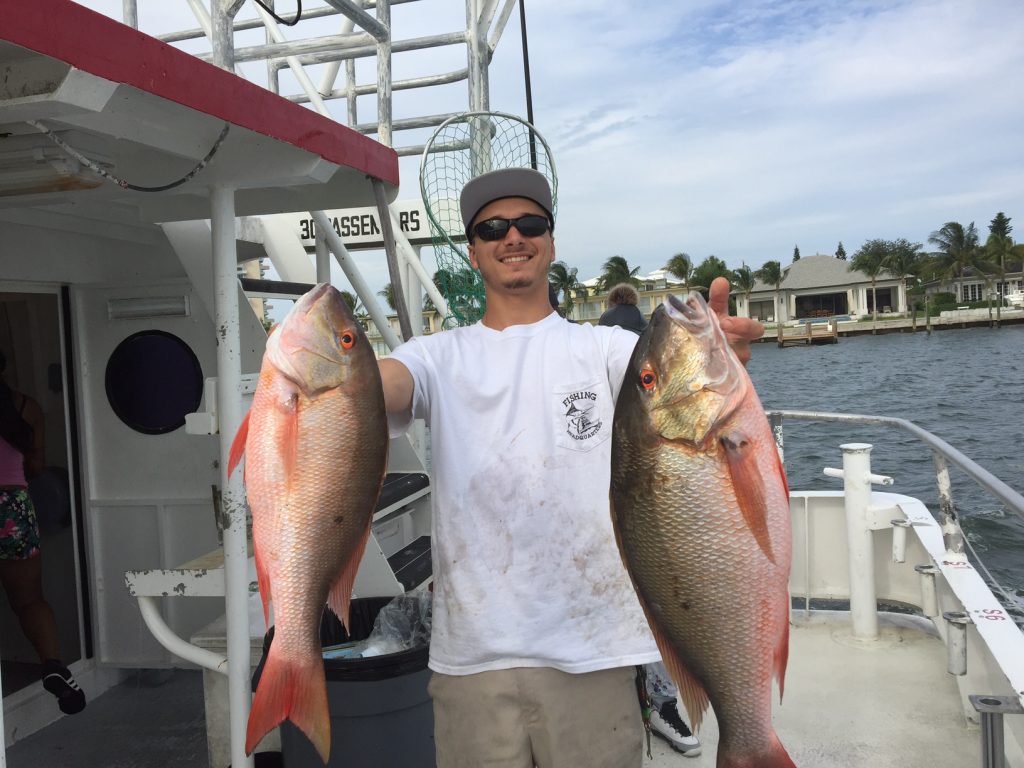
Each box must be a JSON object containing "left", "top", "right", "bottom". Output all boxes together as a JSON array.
[
  {"left": 71, "top": 279, "right": 225, "bottom": 666},
  {"left": 1, "top": 218, "right": 230, "bottom": 667}
]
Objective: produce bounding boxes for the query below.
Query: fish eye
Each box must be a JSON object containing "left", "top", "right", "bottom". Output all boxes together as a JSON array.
[
  {"left": 340, "top": 332, "right": 355, "bottom": 349},
  {"left": 640, "top": 369, "right": 657, "bottom": 390}
]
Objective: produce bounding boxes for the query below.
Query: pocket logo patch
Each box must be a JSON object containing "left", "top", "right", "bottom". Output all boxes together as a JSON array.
[{"left": 561, "top": 390, "right": 603, "bottom": 443}]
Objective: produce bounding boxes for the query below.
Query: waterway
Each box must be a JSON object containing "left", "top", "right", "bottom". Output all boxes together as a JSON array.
[{"left": 747, "top": 324, "right": 1024, "bottom": 614}]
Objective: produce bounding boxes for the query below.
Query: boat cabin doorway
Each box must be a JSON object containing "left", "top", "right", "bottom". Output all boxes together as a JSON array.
[{"left": 0, "top": 289, "right": 86, "bottom": 700}]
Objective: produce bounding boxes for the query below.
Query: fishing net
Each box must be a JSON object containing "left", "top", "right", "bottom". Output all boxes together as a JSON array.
[{"left": 419, "top": 111, "right": 558, "bottom": 328}]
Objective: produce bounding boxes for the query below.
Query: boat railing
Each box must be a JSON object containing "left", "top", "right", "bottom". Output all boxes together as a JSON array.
[
  {"left": 770, "top": 415, "right": 1024, "bottom": 766},
  {"left": 767, "top": 409, "right": 1024, "bottom": 539},
  {"left": 768, "top": 409, "right": 1024, "bottom": 636}
]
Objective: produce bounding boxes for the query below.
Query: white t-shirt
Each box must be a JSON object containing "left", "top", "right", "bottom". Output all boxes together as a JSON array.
[{"left": 389, "top": 311, "right": 661, "bottom": 675}]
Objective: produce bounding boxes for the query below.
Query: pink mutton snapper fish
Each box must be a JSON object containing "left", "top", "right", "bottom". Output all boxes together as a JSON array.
[{"left": 228, "top": 283, "right": 388, "bottom": 763}]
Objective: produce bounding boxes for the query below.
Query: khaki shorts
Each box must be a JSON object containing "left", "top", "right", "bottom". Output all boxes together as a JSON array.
[{"left": 429, "top": 666, "right": 643, "bottom": 768}]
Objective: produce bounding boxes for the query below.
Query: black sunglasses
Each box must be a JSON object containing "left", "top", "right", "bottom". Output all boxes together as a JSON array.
[{"left": 471, "top": 214, "right": 552, "bottom": 242}]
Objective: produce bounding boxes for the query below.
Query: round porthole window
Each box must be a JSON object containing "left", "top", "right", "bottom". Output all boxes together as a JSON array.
[{"left": 105, "top": 330, "right": 203, "bottom": 434}]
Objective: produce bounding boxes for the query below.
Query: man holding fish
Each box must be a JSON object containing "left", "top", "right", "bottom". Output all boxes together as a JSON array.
[{"left": 375, "top": 168, "right": 793, "bottom": 767}]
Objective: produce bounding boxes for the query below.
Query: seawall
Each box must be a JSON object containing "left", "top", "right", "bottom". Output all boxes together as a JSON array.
[{"left": 757, "top": 307, "right": 1024, "bottom": 341}]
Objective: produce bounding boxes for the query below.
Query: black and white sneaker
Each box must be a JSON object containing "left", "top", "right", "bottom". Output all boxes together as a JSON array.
[
  {"left": 42, "top": 660, "right": 86, "bottom": 715},
  {"left": 649, "top": 699, "right": 701, "bottom": 756}
]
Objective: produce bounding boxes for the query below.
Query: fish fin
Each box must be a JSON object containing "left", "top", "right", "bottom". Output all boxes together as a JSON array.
[
  {"left": 633, "top": 592, "right": 710, "bottom": 732},
  {"left": 227, "top": 410, "right": 251, "bottom": 478},
  {"left": 326, "top": 521, "right": 373, "bottom": 633},
  {"left": 245, "top": 643, "right": 330, "bottom": 762},
  {"left": 253, "top": 540, "right": 272, "bottom": 629},
  {"left": 277, "top": 392, "right": 300, "bottom": 481},
  {"left": 721, "top": 433, "right": 776, "bottom": 564},
  {"left": 609, "top": 495, "right": 629, "bottom": 571},
  {"left": 653, "top": 626, "right": 710, "bottom": 733},
  {"left": 776, "top": 595, "right": 791, "bottom": 702}
]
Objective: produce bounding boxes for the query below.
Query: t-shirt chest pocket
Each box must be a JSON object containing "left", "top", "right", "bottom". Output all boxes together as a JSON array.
[{"left": 552, "top": 380, "right": 612, "bottom": 453}]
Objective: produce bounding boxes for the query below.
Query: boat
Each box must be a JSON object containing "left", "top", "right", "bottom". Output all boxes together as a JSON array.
[{"left": 2, "top": 2, "right": 1023, "bottom": 767}]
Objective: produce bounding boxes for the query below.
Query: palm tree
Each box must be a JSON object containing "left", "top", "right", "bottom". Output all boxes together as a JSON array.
[
  {"left": 339, "top": 290, "right": 363, "bottom": 315},
  {"left": 881, "top": 239, "right": 924, "bottom": 331},
  {"left": 692, "top": 255, "right": 731, "bottom": 299},
  {"left": 927, "top": 221, "right": 981, "bottom": 294},
  {"left": 732, "top": 264, "right": 756, "bottom": 317},
  {"left": 664, "top": 252, "right": 694, "bottom": 293},
  {"left": 986, "top": 212, "right": 1014, "bottom": 327},
  {"left": 598, "top": 255, "right": 641, "bottom": 292},
  {"left": 339, "top": 289, "right": 369, "bottom": 329},
  {"left": 755, "top": 260, "right": 784, "bottom": 324},
  {"left": 927, "top": 221, "right": 985, "bottom": 328},
  {"left": 377, "top": 282, "right": 396, "bottom": 312},
  {"left": 548, "top": 261, "right": 584, "bottom": 317},
  {"left": 850, "top": 239, "right": 889, "bottom": 333}
]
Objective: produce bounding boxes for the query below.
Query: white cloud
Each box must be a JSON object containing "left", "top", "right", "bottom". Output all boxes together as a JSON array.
[
  {"left": 75, "top": 0, "right": 1024, "bottom": 287},
  {"left": 509, "top": 0, "right": 1024, "bottom": 276}
]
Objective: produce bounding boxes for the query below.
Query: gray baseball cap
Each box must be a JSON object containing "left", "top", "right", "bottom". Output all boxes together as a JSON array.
[{"left": 460, "top": 168, "right": 554, "bottom": 237}]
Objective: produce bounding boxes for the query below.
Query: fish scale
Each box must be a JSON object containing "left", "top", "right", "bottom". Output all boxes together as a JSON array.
[{"left": 612, "top": 292, "right": 795, "bottom": 768}]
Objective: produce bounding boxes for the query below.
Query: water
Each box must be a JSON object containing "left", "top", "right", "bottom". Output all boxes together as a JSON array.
[{"left": 746, "top": 324, "right": 1024, "bottom": 613}]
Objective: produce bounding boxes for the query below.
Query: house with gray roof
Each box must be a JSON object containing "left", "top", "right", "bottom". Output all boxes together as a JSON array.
[{"left": 734, "top": 254, "right": 905, "bottom": 323}]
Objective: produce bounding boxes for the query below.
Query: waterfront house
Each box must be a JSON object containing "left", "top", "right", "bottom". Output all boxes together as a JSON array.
[
  {"left": 733, "top": 254, "right": 905, "bottom": 323},
  {"left": 920, "top": 267, "right": 1024, "bottom": 307}
]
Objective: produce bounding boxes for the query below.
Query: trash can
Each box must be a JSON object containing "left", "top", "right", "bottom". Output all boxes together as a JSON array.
[{"left": 253, "top": 596, "right": 435, "bottom": 768}]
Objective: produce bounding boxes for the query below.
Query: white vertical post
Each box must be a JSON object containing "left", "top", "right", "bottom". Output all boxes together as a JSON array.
[
  {"left": 914, "top": 564, "right": 939, "bottom": 618},
  {"left": 211, "top": 185, "right": 254, "bottom": 768},
  {"left": 890, "top": 519, "right": 909, "bottom": 563},
  {"left": 122, "top": 0, "right": 138, "bottom": 28},
  {"left": 466, "top": 0, "right": 489, "bottom": 112},
  {"left": 315, "top": 229, "right": 330, "bottom": 284},
  {"left": 376, "top": 0, "right": 393, "bottom": 147},
  {"left": 840, "top": 443, "right": 879, "bottom": 639},
  {"left": 208, "top": 8, "right": 253, "bottom": 767},
  {"left": 402, "top": 248, "right": 423, "bottom": 337},
  {"left": 943, "top": 611, "right": 970, "bottom": 675}
]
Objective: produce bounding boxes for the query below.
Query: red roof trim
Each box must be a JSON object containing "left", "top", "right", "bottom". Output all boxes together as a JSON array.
[{"left": 2, "top": 0, "right": 398, "bottom": 186}]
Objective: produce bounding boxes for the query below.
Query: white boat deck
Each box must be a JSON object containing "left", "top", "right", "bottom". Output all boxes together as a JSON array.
[
  {"left": 5, "top": 610, "right": 983, "bottom": 768},
  {"left": 648, "top": 611, "right": 979, "bottom": 768}
]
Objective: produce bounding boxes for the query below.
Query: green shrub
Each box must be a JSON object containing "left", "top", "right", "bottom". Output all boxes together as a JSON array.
[{"left": 927, "top": 291, "right": 958, "bottom": 314}]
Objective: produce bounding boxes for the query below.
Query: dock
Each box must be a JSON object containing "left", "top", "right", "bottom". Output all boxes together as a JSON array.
[{"left": 777, "top": 319, "right": 839, "bottom": 347}]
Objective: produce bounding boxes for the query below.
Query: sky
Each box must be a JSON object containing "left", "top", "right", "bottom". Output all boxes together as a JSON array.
[{"left": 77, "top": 0, "right": 1024, "bottom": 305}]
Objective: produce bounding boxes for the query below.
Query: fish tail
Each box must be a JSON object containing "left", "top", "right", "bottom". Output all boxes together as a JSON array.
[{"left": 246, "top": 645, "right": 330, "bottom": 762}]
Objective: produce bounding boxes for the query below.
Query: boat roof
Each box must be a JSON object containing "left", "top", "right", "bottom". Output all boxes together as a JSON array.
[{"left": 0, "top": 0, "right": 399, "bottom": 223}]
